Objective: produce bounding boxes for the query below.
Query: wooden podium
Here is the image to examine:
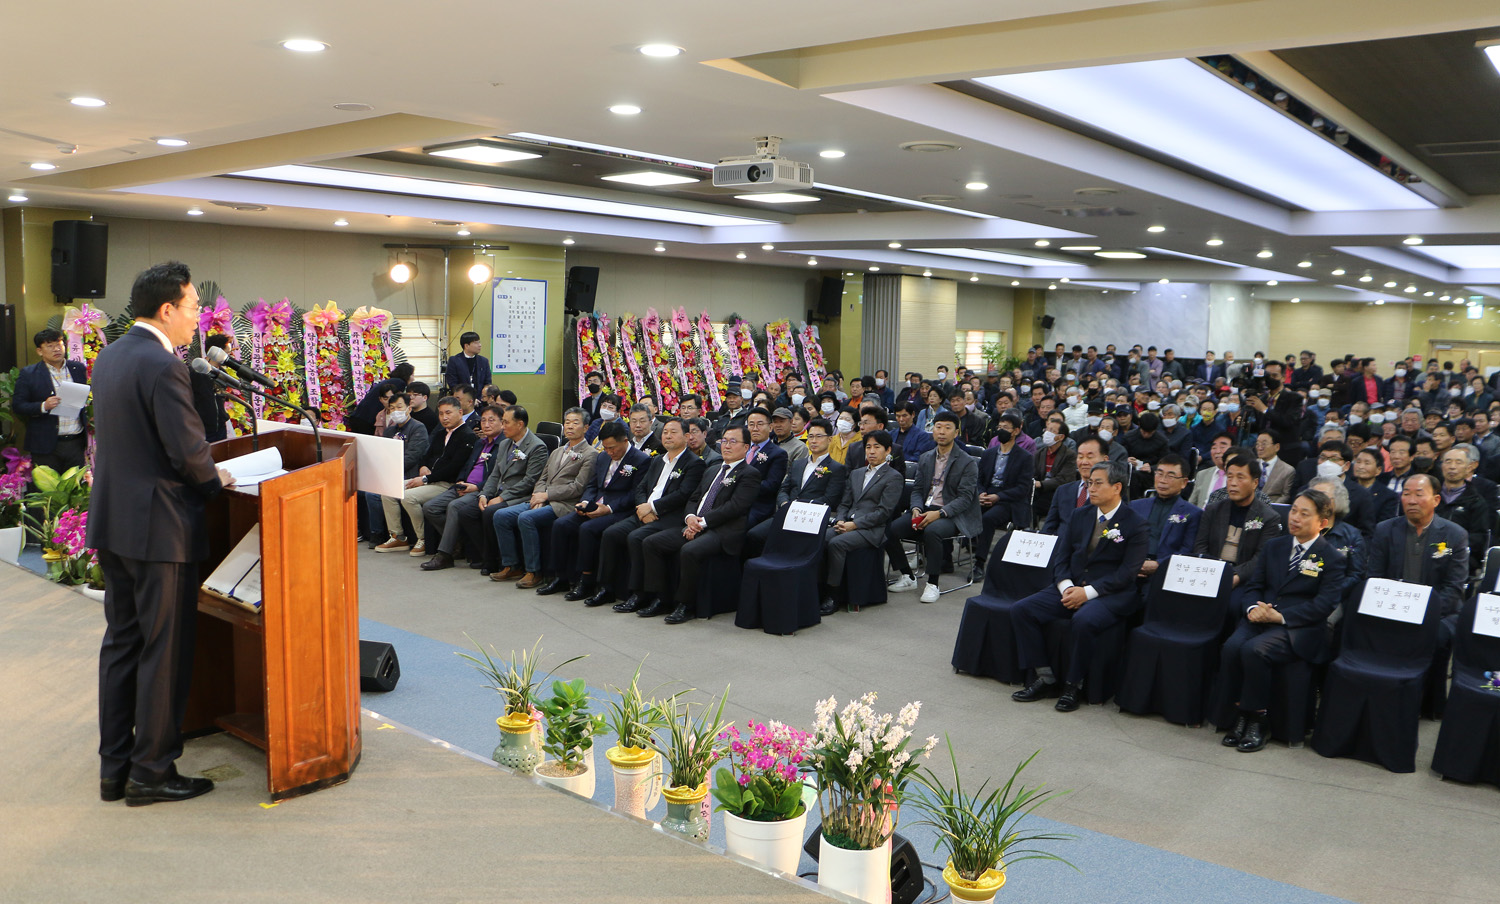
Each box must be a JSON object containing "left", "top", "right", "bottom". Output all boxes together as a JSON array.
[{"left": 184, "top": 429, "right": 362, "bottom": 800}]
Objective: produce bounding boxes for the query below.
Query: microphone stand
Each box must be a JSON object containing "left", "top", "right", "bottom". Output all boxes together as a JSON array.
[
  {"left": 216, "top": 390, "right": 258, "bottom": 451},
  {"left": 208, "top": 371, "right": 324, "bottom": 464}
]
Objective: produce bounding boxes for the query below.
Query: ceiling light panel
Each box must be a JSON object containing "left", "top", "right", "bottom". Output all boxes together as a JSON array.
[
  {"left": 974, "top": 59, "right": 1435, "bottom": 212},
  {"left": 1413, "top": 245, "right": 1500, "bottom": 269},
  {"left": 922, "top": 247, "right": 1086, "bottom": 267},
  {"left": 426, "top": 141, "right": 543, "bottom": 164},
  {"left": 231, "top": 165, "right": 774, "bottom": 227},
  {"left": 601, "top": 171, "right": 700, "bottom": 187},
  {"left": 732, "top": 192, "right": 818, "bottom": 203}
]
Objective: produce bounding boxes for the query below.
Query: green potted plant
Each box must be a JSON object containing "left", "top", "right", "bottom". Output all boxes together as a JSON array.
[
  {"left": 533, "top": 677, "right": 606, "bottom": 798},
  {"left": 649, "top": 688, "right": 732, "bottom": 842},
  {"left": 712, "top": 719, "right": 814, "bottom": 874},
  {"left": 458, "top": 636, "right": 584, "bottom": 775},
  {"left": 24, "top": 465, "right": 91, "bottom": 562},
  {"left": 603, "top": 659, "right": 673, "bottom": 817},
  {"left": 909, "top": 743, "right": 1076, "bottom": 903},
  {"left": 0, "top": 467, "right": 27, "bottom": 565}
]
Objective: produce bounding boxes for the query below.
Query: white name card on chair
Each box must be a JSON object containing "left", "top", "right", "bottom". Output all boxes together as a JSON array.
[
  {"left": 784, "top": 502, "right": 829, "bottom": 535},
  {"left": 1358, "top": 578, "right": 1432, "bottom": 625},
  {"left": 1474, "top": 593, "right": 1500, "bottom": 639},
  {"left": 1001, "top": 531, "right": 1057, "bottom": 568},
  {"left": 1162, "top": 556, "right": 1227, "bottom": 598}
]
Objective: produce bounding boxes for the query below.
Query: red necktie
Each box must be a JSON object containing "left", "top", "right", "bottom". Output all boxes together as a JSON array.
[{"left": 1076, "top": 482, "right": 1088, "bottom": 507}]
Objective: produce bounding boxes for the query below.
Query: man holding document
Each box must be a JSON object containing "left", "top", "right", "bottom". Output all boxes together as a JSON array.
[
  {"left": 87, "top": 262, "right": 235, "bottom": 807},
  {"left": 12, "top": 327, "right": 90, "bottom": 473}
]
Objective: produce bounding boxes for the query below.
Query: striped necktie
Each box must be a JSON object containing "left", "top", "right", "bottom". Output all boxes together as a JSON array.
[{"left": 1288, "top": 542, "right": 1305, "bottom": 574}]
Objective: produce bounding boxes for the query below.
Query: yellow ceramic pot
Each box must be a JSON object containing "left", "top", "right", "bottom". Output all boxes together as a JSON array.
[
  {"left": 942, "top": 861, "right": 1006, "bottom": 903},
  {"left": 605, "top": 745, "right": 654, "bottom": 769},
  {"left": 661, "top": 782, "right": 708, "bottom": 805}
]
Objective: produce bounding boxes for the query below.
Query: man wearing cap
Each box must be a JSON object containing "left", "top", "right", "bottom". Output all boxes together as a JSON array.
[{"left": 770, "top": 406, "right": 809, "bottom": 467}]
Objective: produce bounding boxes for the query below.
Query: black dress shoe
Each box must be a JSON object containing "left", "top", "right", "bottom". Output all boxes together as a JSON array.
[
  {"left": 637, "top": 598, "right": 668, "bottom": 618},
  {"left": 584, "top": 587, "right": 614, "bottom": 608},
  {"left": 420, "top": 552, "right": 454, "bottom": 571},
  {"left": 563, "top": 580, "right": 594, "bottom": 602},
  {"left": 663, "top": 603, "right": 692, "bottom": 625},
  {"left": 1054, "top": 683, "right": 1083, "bottom": 713},
  {"left": 101, "top": 775, "right": 128, "bottom": 802},
  {"left": 819, "top": 596, "right": 838, "bottom": 617},
  {"left": 1222, "top": 714, "right": 1249, "bottom": 747},
  {"left": 124, "top": 773, "right": 214, "bottom": 807},
  {"left": 479, "top": 568, "right": 492, "bottom": 577},
  {"left": 468, "top": 560, "right": 486, "bottom": 570},
  {"left": 535, "top": 576, "right": 570, "bottom": 596},
  {"left": 613, "top": 593, "right": 644, "bottom": 613},
  {"left": 1237, "top": 717, "right": 1269, "bottom": 752},
  {"left": 1010, "top": 677, "right": 1059, "bottom": 703},
  {"left": 968, "top": 564, "right": 986, "bottom": 583}
]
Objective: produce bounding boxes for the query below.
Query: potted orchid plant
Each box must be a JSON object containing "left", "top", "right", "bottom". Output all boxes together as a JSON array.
[
  {"left": 0, "top": 467, "right": 28, "bottom": 565},
  {"left": 458, "top": 636, "right": 584, "bottom": 775},
  {"left": 711, "top": 719, "right": 814, "bottom": 874},
  {"left": 648, "top": 688, "right": 732, "bottom": 842},
  {"left": 807, "top": 693, "right": 939, "bottom": 904}
]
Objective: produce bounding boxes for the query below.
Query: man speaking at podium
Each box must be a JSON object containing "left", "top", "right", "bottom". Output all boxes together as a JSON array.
[{"left": 87, "top": 261, "right": 235, "bottom": 807}]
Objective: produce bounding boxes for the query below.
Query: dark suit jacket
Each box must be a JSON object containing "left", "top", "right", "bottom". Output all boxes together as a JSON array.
[
  {"left": 580, "top": 447, "right": 653, "bottom": 513},
  {"left": 1193, "top": 496, "right": 1286, "bottom": 584},
  {"left": 1129, "top": 494, "right": 1202, "bottom": 562},
  {"left": 634, "top": 450, "right": 706, "bottom": 519},
  {"left": 1196, "top": 362, "right": 1224, "bottom": 383},
  {"left": 456, "top": 433, "right": 501, "bottom": 488},
  {"left": 351, "top": 376, "right": 407, "bottom": 423},
  {"left": 1050, "top": 503, "right": 1151, "bottom": 612},
  {"left": 1365, "top": 481, "right": 1399, "bottom": 524},
  {"left": 680, "top": 460, "right": 763, "bottom": 555},
  {"left": 423, "top": 422, "right": 477, "bottom": 485},
  {"left": 1346, "top": 374, "right": 1382, "bottom": 405},
  {"left": 628, "top": 431, "right": 665, "bottom": 457},
  {"left": 1240, "top": 534, "right": 1348, "bottom": 660},
  {"left": 445, "top": 352, "right": 490, "bottom": 395},
  {"left": 1365, "top": 516, "right": 1469, "bottom": 616},
  {"left": 1044, "top": 479, "right": 1087, "bottom": 535},
  {"left": 1435, "top": 483, "right": 1494, "bottom": 572},
  {"left": 777, "top": 456, "right": 848, "bottom": 510},
  {"left": 85, "top": 326, "right": 222, "bottom": 562},
  {"left": 834, "top": 464, "right": 904, "bottom": 544},
  {"left": 14, "top": 359, "right": 90, "bottom": 454},
  {"left": 189, "top": 367, "right": 229, "bottom": 443},
  {"left": 910, "top": 444, "right": 981, "bottom": 538},
  {"left": 978, "top": 444, "right": 1034, "bottom": 529},
  {"left": 893, "top": 426, "right": 935, "bottom": 462},
  {"left": 743, "top": 439, "right": 789, "bottom": 527},
  {"left": 579, "top": 391, "right": 605, "bottom": 423}
]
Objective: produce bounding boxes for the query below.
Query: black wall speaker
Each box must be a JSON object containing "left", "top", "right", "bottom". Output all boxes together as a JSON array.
[
  {"left": 565, "top": 266, "right": 600, "bottom": 314},
  {"left": 817, "top": 276, "right": 845, "bottom": 318},
  {"left": 0, "top": 306, "right": 16, "bottom": 373},
  {"left": 359, "top": 640, "right": 400, "bottom": 692},
  {"left": 51, "top": 220, "right": 109, "bottom": 302},
  {"left": 802, "top": 829, "right": 922, "bottom": 904},
  {"left": 1040, "top": 314, "right": 1056, "bottom": 330}
]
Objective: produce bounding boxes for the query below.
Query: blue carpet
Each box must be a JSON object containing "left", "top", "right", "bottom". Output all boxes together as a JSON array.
[{"left": 359, "top": 618, "right": 1352, "bottom": 903}]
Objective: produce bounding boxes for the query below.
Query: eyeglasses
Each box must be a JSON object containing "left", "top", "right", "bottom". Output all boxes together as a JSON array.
[{"left": 720, "top": 437, "right": 745, "bottom": 446}]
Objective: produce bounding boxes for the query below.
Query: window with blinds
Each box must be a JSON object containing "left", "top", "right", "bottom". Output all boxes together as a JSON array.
[
  {"left": 395, "top": 316, "right": 444, "bottom": 384},
  {"left": 955, "top": 329, "right": 1006, "bottom": 371}
]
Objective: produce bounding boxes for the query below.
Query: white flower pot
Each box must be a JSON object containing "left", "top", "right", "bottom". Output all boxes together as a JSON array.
[
  {"left": 0, "top": 526, "right": 23, "bottom": 566},
  {"left": 724, "top": 809, "right": 808, "bottom": 875},
  {"left": 607, "top": 747, "right": 662, "bottom": 818},
  {"left": 535, "top": 751, "right": 595, "bottom": 799},
  {"left": 80, "top": 586, "right": 106, "bottom": 602},
  {"left": 818, "top": 837, "right": 891, "bottom": 904}
]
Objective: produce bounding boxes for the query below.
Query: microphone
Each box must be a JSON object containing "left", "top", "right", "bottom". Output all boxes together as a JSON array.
[
  {"left": 192, "top": 356, "right": 250, "bottom": 393},
  {"left": 207, "top": 346, "right": 277, "bottom": 389}
]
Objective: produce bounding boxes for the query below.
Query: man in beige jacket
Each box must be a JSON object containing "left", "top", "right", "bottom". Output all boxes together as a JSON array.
[{"left": 491, "top": 407, "right": 598, "bottom": 585}]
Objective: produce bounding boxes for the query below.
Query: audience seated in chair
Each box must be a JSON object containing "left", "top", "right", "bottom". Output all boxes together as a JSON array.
[
  {"left": 744, "top": 417, "right": 846, "bottom": 560},
  {"left": 490, "top": 406, "right": 597, "bottom": 587},
  {"left": 887, "top": 411, "right": 981, "bottom": 603},
  {"left": 820, "top": 429, "right": 904, "bottom": 616},
  {"left": 418, "top": 404, "right": 509, "bottom": 570},
  {"left": 974, "top": 411, "right": 1035, "bottom": 578},
  {"left": 1193, "top": 453, "right": 1286, "bottom": 590},
  {"left": 1128, "top": 453, "right": 1201, "bottom": 580},
  {"left": 367, "top": 392, "right": 428, "bottom": 551},
  {"left": 740, "top": 407, "right": 789, "bottom": 529},
  {"left": 1041, "top": 435, "right": 1107, "bottom": 535},
  {"left": 377, "top": 396, "right": 474, "bottom": 558},
  {"left": 536, "top": 420, "right": 651, "bottom": 598}
]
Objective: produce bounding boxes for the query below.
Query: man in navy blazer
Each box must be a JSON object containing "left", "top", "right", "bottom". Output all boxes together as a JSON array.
[
  {"left": 538, "top": 420, "right": 650, "bottom": 599},
  {"left": 1129, "top": 453, "right": 1202, "bottom": 579},
  {"left": 1011, "top": 460, "right": 1150, "bottom": 712},
  {"left": 1367, "top": 473, "right": 1469, "bottom": 645},
  {"left": 974, "top": 414, "right": 1035, "bottom": 574},
  {"left": 1042, "top": 436, "right": 1108, "bottom": 534},
  {"left": 1196, "top": 353, "right": 1224, "bottom": 384},
  {"left": 742, "top": 407, "right": 789, "bottom": 528},
  {"left": 444, "top": 331, "right": 490, "bottom": 397},
  {"left": 13, "top": 328, "right": 91, "bottom": 473}
]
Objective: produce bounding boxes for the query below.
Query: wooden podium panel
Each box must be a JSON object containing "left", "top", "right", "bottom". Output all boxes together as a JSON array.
[{"left": 186, "top": 430, "right": 362, "bottom": 800}]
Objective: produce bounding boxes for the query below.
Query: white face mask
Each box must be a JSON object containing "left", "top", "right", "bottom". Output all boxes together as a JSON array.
[
  {"left": 1385, "top": 411, "right": 1398, "bottom": 422},
  {"left": 1317, "top": 398, "right": 1330, "bottom": 408},
  {"left": 1395, "top": 368, "right": 1407, "bottom": 377},
  {"left": 1042, "top": 430, "right": 1058, "bottom": 447},
  {"left": 600, "top": 407, "right": 618, "bottom": 421},
  {"left": 1147, "top": 400, "right": 1160, "bottom": 410},
  {"left": 1086, "top": 416, "right": 1102, "bottom": 427},
  {"left": 937, "top": 372, "right": 948, "bottom": 380},
  {"left": 1097, "top": 429, "right": 1114, "bottom": 442},
  {"left": 836, "top": 419, "right": 854, "bottom": 435},
  {"left": 741, "top": 388, "right": 754, "bottom": 400},
  {"left": 821, "top": 402, "right": 836, "bottom": 415},
  {"left": 1220, "top": 402, "right": 1240, "bottom": 413},
  {"left": 1316, "top": 460, "right": 1344, "bottom": 479},
  {"left": 1348, "top": 415, "right": 1363, "bottom": 424},
  {"left": 875, "top": 378, "right": 886, "bottom": 387},
  {"left": 791, "top": 393, "right": 805, "bottom": 407},
  {"left": 387, "top": 409, "right": 409, "bottom": 426},
  {"left": 1254, "top": 357, "right": 1264, "bottom": 365},
  {"left": 1161, "top": 418, "right": 1178, "bottom": 428}
]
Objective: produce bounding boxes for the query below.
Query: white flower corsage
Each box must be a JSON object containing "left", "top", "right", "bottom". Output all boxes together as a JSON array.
[
  {"left": 1101, "top": 527, "right": 1123, "bottom": 543},
  {"left": 723, "top": 476, "right": 738, "bottom": 486},
  {"left": 1245, "top": 518, "right": 1265, "bottom": 531},
  {"left": 619, "top": 464, "right": 635, "bottom": 476},
  {"left": 756, "top": 451, "right": 768, "bottom": 463},
  {"left": 1299, "top": 556, "right": 1324, "bottom": 577},
  {"left": 1432, "top": 542, "right": 1453, "bottom": 559},
  {"left": 1168, "top": 513, "right": 1188, "bottom": 524}
]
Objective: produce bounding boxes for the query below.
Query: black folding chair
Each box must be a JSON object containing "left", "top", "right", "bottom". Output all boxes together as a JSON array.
[
  {"left": 951, "top": 532, "right": 1054, "bottom": 684},
  {"left": 1117, "top": 559, "right": 1235, "bottom": 726},
  {"left": 739, "top": 507, "right": 828, "bottom": 635},
  {"left": 1431, "top": 591, "right": 1500, "bottom": 786}
]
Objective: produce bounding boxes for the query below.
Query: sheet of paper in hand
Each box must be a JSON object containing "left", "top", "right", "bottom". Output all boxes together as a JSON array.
[
  {"left": 1001, "top": 531, "right": 1057, "bottom": 568},
  {"left": 1358, "top": 577, "right": 1432, "bottom": 625},
  {"left": 1162, "top": 555, "right": 1228, "bottom": 598},
  {"left": 784, "top": 501, "right": 829, "bottom": 535},
  {"left": 218, "top": 447, "right": 287, "bottom": 486},
  {"left": 1473, "top": 593, "right": 1500, "bottom": 639}
]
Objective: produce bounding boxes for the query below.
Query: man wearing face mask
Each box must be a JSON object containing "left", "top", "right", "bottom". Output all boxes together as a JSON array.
[
  {"left": 580, "top": 371, "right": 606, "bottom": 421},
  {"left": 1157, "top": 404, "right": 1193, "bottom": 458},
  {"left": 1436, "top": 444, "right": 1494, "bottom": 576},
  {"left": 949, "top": 390, "right": 986, "bottom": 446},
  {"left": 975, "top": 411, "right": 1035, "bottom": 576},
  {"left": 932, "top": 366, "right": 952, "bottom": 399},
  {"left": 585, "top": 393, "right": 623, "bottom": 444},
  {"left": 1304, "top": 441, "right": 1376, "bottom": 537},
  {"left": 872, "top": 369, "right": 895, "bottom": 410},
  {"left": 896, "top": 372, "right": 924, "bottom": 407},
  {"left": 1384, "top": 364, "right": 1413, "bottom": 404}
]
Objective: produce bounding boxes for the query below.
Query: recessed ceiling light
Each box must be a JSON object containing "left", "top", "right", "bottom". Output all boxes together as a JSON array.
[
  {"left": 761, "top": 244, "right": 775, "bottom": 251},
  {"left": 1256, "top": 250, "right": 1273, "bottom": 259},
  {"left": 69, "top": 96, "right": 107, "bottom": 107},
  {"left": 281, "top": 39, "right": 328, "bottom": 52},
  {"left": 922, "top": 270, "right": 932, "bottom": 277},
  {"left": 1059, "top": 277, "right": 1070, "bottom": 283},
  {"left": 819, "top": 149, "right": 846, "bottom": 159},
  {"left": 654, "top": 243, "right": 666, "bottom": 252},
  {"left": 1297, "top": 260, "right": 1312, "bottom": 268},
  {"left": 965, "top": 182, "right": 988, "bottom": 191},
  {"left": 1011, "top": 280, "right": 1020, "bottom": 286},
  {"left": 1266, "top": 280, "right": 1278, "bottom": 286},
  {"left": 1290, "top": 298, "right": 1301, "bottom": 303},
  {"left": 1384, "top": 280, "right": 1398, "bottom": 288},
  {"left": 29, "top": 162, "right": 56, "bottom": 171},
  {"left": 1158, "top": 278, "right": 1170, "bottom": 284},
  {"left": 1331, "top": 268, "right": 1346, "bottom": 276},
  {"left": 899, "top": 140, "right": 962, "bottom": 153},
  {"left": 1424, "top": 291, "right": 1435, "bottom": 297},
  {"left": 7, "top": 192, "right": 28, "bottom": 202},
  {"left": 426, "top": 140, "right": 543, "bottom": 164},
  {"left": 1048, "top": 283, "right": 1058, "bottom": 289},
  {"left": 1441, "top": 295, "right": 1451, "bottom": 301},
  {"left": 735, "top": 251, "right": 746, "bottom": 259},
  {"left": 807, "top": 258, "right": 819, "bottom": 266},
  {"left": 970, "top": 275, "right": 980, "bottom": 282},
  {"left": 154, "top": 137, "right": 189, "bottom": 147},
  {"left": 1375, "top": 299, "right": 1386, "bottom": 305},
  {"left": 1146, "top": 225, "right": 1166, "bottom": 233},
  {"left": 562, "top": 237, "right": 575, "bottom": 245},
  {"left": 332, "top": 102, "right": 375, "bottom": 112},
  {"left": 1060, "top": 245, "right": 1101, "bottom": 252},
  {"left": 1205, "top": 238, "right": 1224, "bottom": 246},
  {"left": 333, "top": 218, "right": 348, "bottom": 226},
  {"left": 638, "top": 44, "right": 683, "bottom": 57},
  {"left": 888, "top": 242, "right": 902, "bottom": 249},
  {"left": 456, "top": 227, "right": 471, "bottom": 236},
  {"left": 1359, "top": 274, "right": 1373, "bottom": 282},
  {"left": 1403, "top": 236, "right": 1424, "bottom": 245},
  {"left": 868, "top": 266, "right": 880, "bottom": 272},
  {"left": 1094, "top": 250, "right": 1147, "bottom": 259},
  {"left": 1034, "top": 240, "right": 1050, "bottom": 247},
  {"left": 733, "top": 192, "right": 818, "bottom": 203},
  {"left": 186, "top": 208, "right": 204, "bottom": 216},
  {"left": 1453, "top": 297, "right": 1465, "bottom": 304},
  {"left": 1404, "top": 285, "right": 1417, "bottom": 293},
  {"left": 609, "top": 104, "right": 642, "bottom": 115},
  {"left": 601, "top": 171, "right": 700, "bottom": 187}
]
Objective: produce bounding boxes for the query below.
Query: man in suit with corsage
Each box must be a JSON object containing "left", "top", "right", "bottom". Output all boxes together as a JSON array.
[
  {"left": 536, "top": 420, "right": 650, "bottom": 598},
  {"left": 1193, "top": 452, "right": 1285, "bottom": 588},
  {"left": 1129, "top": 453, "right": 1202, "bottom": 580},
  {"left": 1367, "top": 473, "right": 1469, "bottom": 648},
  {"left": 820, "top": 429, "right": 904, "bottom": 615},
  {"left": 743, "top": 417, "right": 848, "bottom": 560},
  {"left": 741, "top": 407, "right": 789, "bottom": 528}
]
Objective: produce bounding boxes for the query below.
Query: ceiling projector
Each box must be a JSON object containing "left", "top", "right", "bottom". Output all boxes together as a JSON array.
[{"left": 712, "top": 136, "right": 814, "bottom": 190}]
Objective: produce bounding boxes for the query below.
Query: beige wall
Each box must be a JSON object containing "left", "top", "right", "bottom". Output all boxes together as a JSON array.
[
  {"left": 563, "top": 250, "right": 821, "bottom": 324},
  {"left": 1267, "top": 301, "right": 1412, "bottom": 370},
  {"left": 898, "top": 275, "right": 957, "bottom": 379},
  {"left": 955, "top": 282, "right": 1015, "bottom": 337}
]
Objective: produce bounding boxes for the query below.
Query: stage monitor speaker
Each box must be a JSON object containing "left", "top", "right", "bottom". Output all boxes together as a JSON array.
[
  {"left": 51, "top": 220, "right": 109, "bottom": 302},
  {"left": 817, "top": 276, "right": 845, "bottom": 318},
  {"left": 565, "top": 266, "right": 600, "bottom": 313},
  {"left": 0, "top": 306, "right": 16, "bottom": 373},
  {"left": 359, "top": 640, "right": 400, "bottom": 692},
  {"left": 1040, "top": 314, "right": 1056, "bottom": 330},
  {"left": 803, "top": 828, "right": 921, "bottom": 904}
]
